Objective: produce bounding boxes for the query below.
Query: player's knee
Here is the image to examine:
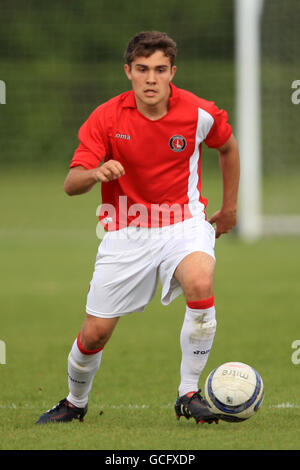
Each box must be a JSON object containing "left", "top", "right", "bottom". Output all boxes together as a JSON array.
[
  {"left": 80, "top": 315, "right": 118, "bottom": 351},
  {"left": 80, "top": 327, "right": 109, "bottom": 350},
  {"left": 184, "top": 275, "right": 213, "bottom": 300}
]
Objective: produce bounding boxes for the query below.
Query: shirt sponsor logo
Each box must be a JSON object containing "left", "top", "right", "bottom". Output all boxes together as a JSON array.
[
  {"left": 169, "top": 135, "right": 186, "bottom": 152},
  {"left": 115, "top": 132, "right": 131, "bottom": 140}
]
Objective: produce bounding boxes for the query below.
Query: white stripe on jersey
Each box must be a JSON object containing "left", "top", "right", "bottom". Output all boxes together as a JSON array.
[{"left": 187, "top": 108, "right": 214, "bottom": 217}]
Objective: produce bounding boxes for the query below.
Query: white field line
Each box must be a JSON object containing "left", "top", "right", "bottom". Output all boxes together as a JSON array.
[
  {"left": 0, "top": 403, "right": 170, "bottom": 410},
  {"left": 269, "top": 403, "right": 300, "bottom": 409},
  {"left": 0, "top": 402, "right": 299, "bottom": 410}
]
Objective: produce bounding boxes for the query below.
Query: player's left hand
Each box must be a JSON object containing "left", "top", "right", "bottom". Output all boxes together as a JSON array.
[{"left": 208, "top": 209, "right": 237, "bottom": 238}]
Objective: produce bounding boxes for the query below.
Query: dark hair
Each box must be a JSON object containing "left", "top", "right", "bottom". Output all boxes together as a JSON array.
[{"left": 124, "top": 31, "right": 177, "bottom": 67}]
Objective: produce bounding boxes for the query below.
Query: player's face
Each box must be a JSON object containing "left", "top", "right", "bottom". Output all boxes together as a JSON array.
[{"left": 124, "top": 50, "right": 176, "bottom": 114}]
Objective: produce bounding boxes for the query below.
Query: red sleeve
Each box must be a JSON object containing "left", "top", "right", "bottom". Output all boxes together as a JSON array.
[
  {"left": 70, "top": 107, "right": 108, "bottom": 169},
  {"left": 204, "top": 103, "right": 232, "bottom": 149}
]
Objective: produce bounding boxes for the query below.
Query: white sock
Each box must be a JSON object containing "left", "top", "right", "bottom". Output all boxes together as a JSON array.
[
  {"left": 66, "top": 334, "right": 103, "bottom": 408},
  {"left": 178, "top": 296, "right": 216, "bottom": 397}
]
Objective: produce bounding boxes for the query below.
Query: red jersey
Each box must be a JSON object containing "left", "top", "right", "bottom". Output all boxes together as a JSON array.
[{"left": 70, "top": 83, "right": 232, "bottom": 230}]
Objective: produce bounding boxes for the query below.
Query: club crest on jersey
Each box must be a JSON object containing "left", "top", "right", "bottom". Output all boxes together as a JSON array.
[{"left": 169, "top": 135, "right": 186, "bottom": 152}]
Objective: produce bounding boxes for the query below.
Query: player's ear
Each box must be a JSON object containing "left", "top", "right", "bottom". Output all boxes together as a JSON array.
[
  {"left": 124, "top": 64, "right": 132, "bottom": 80},
  {"left": 170, "top": 65, "right": 177, "bottom": 82}
]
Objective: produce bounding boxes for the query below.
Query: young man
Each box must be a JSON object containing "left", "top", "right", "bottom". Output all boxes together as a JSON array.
[{"left": 36, "top": 31, "right": 239, "bottom": 425}]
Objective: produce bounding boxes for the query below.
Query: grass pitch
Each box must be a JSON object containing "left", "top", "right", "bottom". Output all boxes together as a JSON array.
[{"left": 0, "top": 168, "right": 299, "bottom": 451}]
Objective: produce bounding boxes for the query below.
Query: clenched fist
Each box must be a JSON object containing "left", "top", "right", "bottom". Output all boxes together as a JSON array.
[{"left": 94, "top": 160, "right": 125, "bottom": 183}]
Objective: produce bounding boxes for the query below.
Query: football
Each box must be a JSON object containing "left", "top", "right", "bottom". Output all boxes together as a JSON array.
[{"left": 204, "top": 362, "right": 264, "bottom": 422}]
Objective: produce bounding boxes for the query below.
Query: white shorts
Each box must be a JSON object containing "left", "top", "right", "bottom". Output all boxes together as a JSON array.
[{"left": 86, "top": 216, "right": 216, "bottom": 318}]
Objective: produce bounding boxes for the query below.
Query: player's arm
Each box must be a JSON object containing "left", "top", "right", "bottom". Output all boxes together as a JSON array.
[
  {"left": 64, "top": 160, "right": 125, "bottom": 196},
  {"left": 209, "top": 134, "right": 240, "bottom": 238}
]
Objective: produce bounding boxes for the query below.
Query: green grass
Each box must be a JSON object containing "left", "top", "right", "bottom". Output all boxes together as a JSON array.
[{"left": 0, "top": 168, "right": 299, "bottom": 450}]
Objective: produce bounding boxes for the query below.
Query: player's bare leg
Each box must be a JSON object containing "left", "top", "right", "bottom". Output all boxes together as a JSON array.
[
  {"left": 66, "top": 315, "right": 119, "bottom": 407},
  {"left": 173, "top": 251, "right": 219, "bottom": 424},
  {"left": 79, "top": 314, "right": 119, "bottom": 350},
  {"left": 36, "top": 315, "right": 119, "bottom": 424},
  {"left": 173, "top": 251, "right": 215, "bottom": 301}
]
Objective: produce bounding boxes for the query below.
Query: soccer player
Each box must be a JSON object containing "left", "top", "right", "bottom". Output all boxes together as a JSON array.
[{"left": 36, "top": 31, "right": 239, "bottom": 425}]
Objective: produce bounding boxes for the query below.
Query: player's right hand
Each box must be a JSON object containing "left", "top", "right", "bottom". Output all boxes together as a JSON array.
[{"left": 93, "top": 160, "right": 125, "bottom": 183}]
